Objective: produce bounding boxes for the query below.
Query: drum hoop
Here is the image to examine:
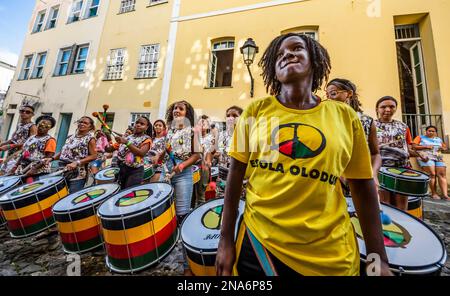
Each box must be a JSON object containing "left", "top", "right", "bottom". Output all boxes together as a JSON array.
[
  {"left": 182, "top": 241, "right": 217, "bottom": 255},
  {"left": 53, "top": 186, "right": 121, "bottom": 214},
  {"left": 363, "top": 202, "right": 448, "bottom": 272},
  {"left": 105, "top": 228, "right": 180, "bottom": 274},
  {"left": 98, "top": 183, "right": 174, "bottom": 219},
  {"left": 0, "top": 178, "right": 22, "bottom": 195},
  {"left": 2, "top": 177, "right": 65, "bottom": 202}
]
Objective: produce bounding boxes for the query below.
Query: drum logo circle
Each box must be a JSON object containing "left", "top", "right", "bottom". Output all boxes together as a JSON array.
[
  {"left": 72, "top": 189, "right": 106, "bottom": 204},
  {"left": 350, "top": 213, "right": 412, "bottom": 248},
  {"left": 271, "top": 123, "right": 326, "bottom": 160},
  {"left": 12, "top": 183, "right": 44, "bottom": 196},
  {"left": 116, "top": 189, "right": 152, "bottom": 207},
  {"left": 387, "top": 168, "right": 420, "bottom": 178},
  {"left": 201, "top": 205, "right": 224, "bottom": 230},
  {"left": 104, "top": 169, "right": 117, "bottom": 178}
]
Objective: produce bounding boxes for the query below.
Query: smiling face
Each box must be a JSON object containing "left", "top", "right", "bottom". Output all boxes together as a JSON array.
[
  {"left": 153, "top": 121, "right": 165, "bottom": 136},
  {"left": 326, "top": 84, "right": 351, "bottom": 103},
  {"left": 275, "top": 36, "right": 312, "bottom": 85},
  {"left": 37, "top": 119, "right": 52, "bottom": 135},
  {"left": 77, "top": 117, "right": 93, "bottom": 133},
  {"left": 377, "top": 100, "right": 397, "bottom": 122}
]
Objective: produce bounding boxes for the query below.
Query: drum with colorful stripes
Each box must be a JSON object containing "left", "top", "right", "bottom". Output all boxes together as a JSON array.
[
  {"left": 378, "top": 167, "right": 429, "bottom": 196},
  {"left": 53, "top": 184, "right": 120, "bottom": 254},
  {"left": 95, "top": 167, "right": 120, "bottom": 185},
  {"left": 0, "top": 176, "right": 68, "bottom": 238},
  {"left": 181, "top": 198, "right": 245, "bottom": 276},
  {"left": 98, "top": 182, "right": 178, "bottom": 273},
  {"left": 143, "top": 165, "right": 154, "bottom": 182},
  {"left": 192, "top": 165, "right": 201, "bottom": 184},
  {"left": 407, "top": 196, "right": 423, "bottom": 220},
  {"left": 346, "top": 198, "right": 447, "bottom": 275},
  {"left": 0, "top": 176, "right": 23, "bottom": 227}
]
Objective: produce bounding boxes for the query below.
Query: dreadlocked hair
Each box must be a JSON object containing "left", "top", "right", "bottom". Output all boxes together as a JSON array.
[
  {"left": 258, "top": 33, "right": 331, "bottom": 95},
  {"left": 327, "top": 78, "right": 363, "bottom": 112},
  {"left": 165, "top": 100, "right": 196, "bottom": 128}
]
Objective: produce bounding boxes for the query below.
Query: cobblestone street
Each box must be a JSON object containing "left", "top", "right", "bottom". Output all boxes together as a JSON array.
[{"left": 0, "top": 198, "right": 448, "bottom": 276}]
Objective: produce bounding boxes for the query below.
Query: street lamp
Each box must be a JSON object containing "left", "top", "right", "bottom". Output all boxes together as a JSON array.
[{"left": 240, "top": 38, "right": 259, "bottom": 98}]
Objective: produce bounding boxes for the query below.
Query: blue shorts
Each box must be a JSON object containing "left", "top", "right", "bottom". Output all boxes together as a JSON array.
[{"left": 418, "top": 159, "right": 446, "bottom": 167}]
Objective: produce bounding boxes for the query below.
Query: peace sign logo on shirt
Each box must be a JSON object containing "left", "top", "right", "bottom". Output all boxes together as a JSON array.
[{"left": 271, "top": 123, "right": 326, "bottom": 159}]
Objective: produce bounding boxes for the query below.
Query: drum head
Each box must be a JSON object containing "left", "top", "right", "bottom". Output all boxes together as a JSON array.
[
  {"left": 0, "top": 176, "right": 64, "bottom": 202},
  {"left": 53, "top": 183, "right": 120, "bottom": 213},
  {"left": 0, "top": 176, "right": 22, "bottom": 195},
  {"left": 181, "top": 198, "right": 245, "bottom": 252},
  {"left": 379, "top": 167, "right": 429, "bottom": 181},
  {"left": 98, "top": 182, "right": 173, "bottom": 218},
  {"left": 211, "top": 167, "right": 219, "bottom": 177},
  {"left": 95, "top": 167, "right": 119, "bottom": 181},
  {"left": 346, "top": 198, "right": 446, "bottom": 274}
]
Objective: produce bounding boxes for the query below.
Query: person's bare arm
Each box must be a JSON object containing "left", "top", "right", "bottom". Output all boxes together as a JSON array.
[
  {"left": 347, "top": 178, "right": 393, "bottom": 276},
  {"left": 216, "top": 157, "right": 247, "bottom": 275}
]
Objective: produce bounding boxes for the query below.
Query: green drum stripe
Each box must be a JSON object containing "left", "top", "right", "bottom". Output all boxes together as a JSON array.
[
  {"left": 10, "top": 216, "right": 55, "bottom": 237},
  {"left": 62, "top": 236, "right": 103, "bottom": 253},
  {"left": 107, "top": 231, "right": 177, "bottom": 271}
]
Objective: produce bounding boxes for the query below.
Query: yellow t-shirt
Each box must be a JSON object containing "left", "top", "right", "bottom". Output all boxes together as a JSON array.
[{"left": 229, "top": 96, "right": 373, "bottom": 276}]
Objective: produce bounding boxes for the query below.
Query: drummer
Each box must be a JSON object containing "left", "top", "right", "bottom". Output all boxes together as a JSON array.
[
  {"left": 375, "top": 96, "right": 413, "bottom": 211},
  {"left": 216, "top": 106, "right": 243, "bottom": 192},
  {"left": 194, "top": 115, "right": 215, "bottom": 206},
  {"left": 10, "top": 115, "right": 57, "bottom": 183},
  {"left": 216, "top": 33, "right": 391, "bottom": 276},
  {"left": 44, "top": 116, "right": 97, "bottom": 193},
  {"left": 149, "top": 119, "right": 167, "bottom": 182},
  {"left": 106, "top": 116, "right": 152, "bottom": 189},
  {"left": 0, "top": 103, "right": 37, "bottom": 175}
]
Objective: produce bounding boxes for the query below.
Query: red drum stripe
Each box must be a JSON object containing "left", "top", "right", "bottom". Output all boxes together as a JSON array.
[
  {"left": 7, "top": 207, "right": 53, "bottom": 231},
  {"left": 59, "top": 224, "right": 102, "bottom": 244},
  {"left": 105, "top": 217, "right": 177, "bottom": 260}
]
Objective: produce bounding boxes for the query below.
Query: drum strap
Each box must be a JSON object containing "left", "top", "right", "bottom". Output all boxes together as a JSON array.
[{"left": 246, "top": 227, "right": 278, "bottom": 276}]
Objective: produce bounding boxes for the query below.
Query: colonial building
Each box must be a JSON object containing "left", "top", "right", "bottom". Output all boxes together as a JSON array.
[{"left": 1, "top": 0, "right": 109, "bottom": 152}]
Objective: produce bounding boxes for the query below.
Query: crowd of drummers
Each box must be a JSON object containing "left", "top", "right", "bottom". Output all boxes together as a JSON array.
[{"left": 0, "top": 33, "right": 449, "bottom": 276}]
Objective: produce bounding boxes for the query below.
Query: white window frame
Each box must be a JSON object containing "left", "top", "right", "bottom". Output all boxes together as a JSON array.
[
  {"left": 33, "top": 10, "right": 46, "bottom": 33},
  {"left": 137, "top": 44, "right": 160, "bottom": 79},
  {"left": 54, "top": 48, "right": 73, "bottom": 76},
  {"left": 85, "top": 0, "right": 100, "bottom": 18},
  {"left": 208, "top": 40, "right": 235, "bottom": 88},
  {"left": 298, "top": 30, "right": 318, "bottom": 40},
  {"left": 45, "top": 6, "right": 60, "bottom": 30},
  {"left": 130, "top": 113, "right": 151, "bottom": 126},
  {"left": 68, "top": 0, "right": 84, "bottom": 23},
  {"left": 19, "top": 55, "right": 35, "bottom": 80},
  {"left": 105, "top": 48, "right": 126, "bottom": 80},
  {"left": 119, "top": 0, "right": 136, "bottom": 14},
  {"left": 73, "top": 45, "right": 89, "bottom": 74},
  {"left": 32, "top": 52, "right": 47, "bottom": 79}
]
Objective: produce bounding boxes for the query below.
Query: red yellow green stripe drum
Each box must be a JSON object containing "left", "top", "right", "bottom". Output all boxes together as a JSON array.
[
  {"left": 181, "top": 198, "right": 246, "bottom": 276},
  {"left": 53, "top": 184, "right": 120, "bottom": 253},
  {"left": 0, "top": 176, "right": 23, "bottom": 227},
  {"left": 98, "top": 183, "right": 178, "bottom": 273},
  {"left": 0, "top": 176, "right": 67, "bottom": 238},
  {"left": 378, "top": 167, "right": 429, "bottom": 196}
]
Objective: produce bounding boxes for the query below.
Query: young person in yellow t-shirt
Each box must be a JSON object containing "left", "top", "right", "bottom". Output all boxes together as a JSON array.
[{"left": 215, "top": 33, "right": 392, "bottom": 276}]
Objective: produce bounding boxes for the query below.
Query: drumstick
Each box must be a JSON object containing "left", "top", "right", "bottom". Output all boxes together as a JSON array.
[{"left": 92, "top": 112, "right": 123, "bottom": 137}]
